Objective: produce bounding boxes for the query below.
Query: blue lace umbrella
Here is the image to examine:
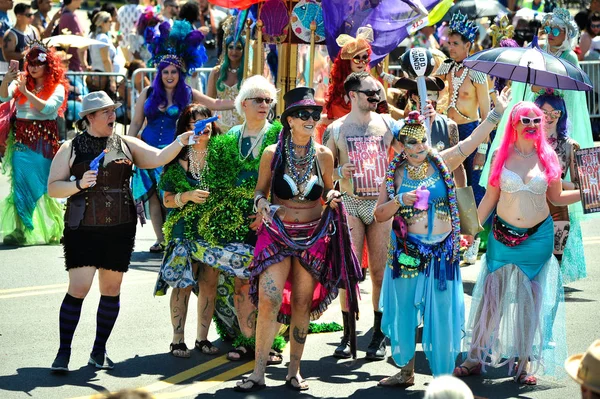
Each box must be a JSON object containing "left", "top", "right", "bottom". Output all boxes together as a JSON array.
[{"left": 464, "top": 37, "right": 592, "bottom": 92}]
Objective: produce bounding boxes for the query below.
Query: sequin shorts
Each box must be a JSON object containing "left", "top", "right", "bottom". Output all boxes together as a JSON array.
[{"left": 342, "top": 195, "right": 377, "bottom": 225}]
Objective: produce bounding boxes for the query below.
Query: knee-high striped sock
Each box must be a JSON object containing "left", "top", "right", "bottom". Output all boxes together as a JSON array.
[
  {"left": 58, "top": 293, "right": 84, "bottom": 357},
  {"left": 91, "top": 295, "right": 120, "bottom": 356}
]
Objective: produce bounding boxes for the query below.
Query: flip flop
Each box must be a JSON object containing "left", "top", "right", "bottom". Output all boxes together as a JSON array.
[
  {"left": 234, "top": 377, "right": 266, "bottom": 392},
  {"left": 267, "top": 350, "right": 283, "bottom": 365},
  {"left": 149, "top": 242, "right": 164, "bottom": 253},
  {"left": 227, "top": 345, "right": 254, "bottom": 361},
  {"left": 285, "top": 376, "right": 309, "bottom": 391}
]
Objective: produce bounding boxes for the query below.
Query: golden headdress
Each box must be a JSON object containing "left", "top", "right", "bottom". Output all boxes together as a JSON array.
[{"left": 489, "top": 15, "right": 514, "bottom": 48}]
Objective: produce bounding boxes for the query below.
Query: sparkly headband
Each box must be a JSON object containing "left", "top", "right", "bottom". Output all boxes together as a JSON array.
[
  {"left": 159, "top": 54, "right": 184, "bottom": 70},
  {"left": 449, "top": 11, "right": 478, "bottom": 43},
  {"left": 337, "top": 25, "right": 374, "bottom": 60},
  {"left": 399, "top": 111, "right": 427, "bottom": 140}
]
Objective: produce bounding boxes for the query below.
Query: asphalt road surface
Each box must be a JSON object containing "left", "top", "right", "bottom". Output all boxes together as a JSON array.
[{"left": 0, "top": 171, "right": 599, "bottom": 399}]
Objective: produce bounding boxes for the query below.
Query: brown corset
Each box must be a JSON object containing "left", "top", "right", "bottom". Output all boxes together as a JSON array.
[{"left": 66, "top": 160, "right": 136, "bottom": 228}]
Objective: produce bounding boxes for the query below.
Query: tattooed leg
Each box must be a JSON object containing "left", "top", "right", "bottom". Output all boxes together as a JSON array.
[
  {"left": 170, "top": 287, "right": 192, "bottom": 344},
  {"left": 197, "top": 263, "right": 219, "bottom": 341},
  {"left": 234, "top": 277, "right": 257, "bottom": 338},
  {"left": 237, "top": 258, "right": 290, "bottom": 389},
  {"left": 287, "top": 257, "right": 317, "bottom": 380}
]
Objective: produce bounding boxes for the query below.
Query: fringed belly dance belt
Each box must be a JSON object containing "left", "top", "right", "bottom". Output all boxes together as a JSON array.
[
  {"left": 390, "top": 231, "right": 458, "bottom": 291},
  {"left": 14, "top": 118, "right": 60, "bottom": 159}
]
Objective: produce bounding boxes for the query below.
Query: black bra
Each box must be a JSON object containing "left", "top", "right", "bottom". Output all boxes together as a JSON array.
[{"left": 273, "top": 156, "right": 324, "bottom": 201}]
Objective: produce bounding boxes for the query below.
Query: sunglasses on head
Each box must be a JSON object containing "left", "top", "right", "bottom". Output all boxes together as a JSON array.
[
  {"left": 544, "top": 26, "right": 563, "bottom": 37},
  {"left": 542, "top": 109, "right": 562, "bottom": 119},
  {"left": 292, "top": 109, "right": 321, "bottom": 121},
  {"left": 228, "top": 44, "right": 243, "bottom": 51},
  {"left": 352, "top": 54, "right": 369, "bottom": 65},
  {"left": 355, "top": 89, "right": 381, "bottom": 97},
  {"left": 520, "top": 116, "right": 543, "bottom": 125},
  {"left": 246, "top": 97, "right": 273, "bottom": 105}
]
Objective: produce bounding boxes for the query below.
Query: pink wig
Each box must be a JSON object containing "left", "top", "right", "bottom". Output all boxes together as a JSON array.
[{"left": 489, "top": 101, "right": 562, "bottom": 187}]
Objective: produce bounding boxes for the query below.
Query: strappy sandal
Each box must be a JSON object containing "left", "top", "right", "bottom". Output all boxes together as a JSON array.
[
  {"left": 453, "top": 363, "right": 482, "bottom": 377},
  {"left": 227, "top": 345, "right": 254, "bottom": 361},
  {"left": 149, "top": 242, "right": 165, "bottom": 253},
  {"left": 169, "top": 343, "right": 190, "bottom": 358},
  {"left": 285, "top": 376, "right": 309, "bottom": 391},
  {"left": 267, "top": 350, "right": 283, "bottom": 365},
  {"left": 195, "top": 340, "right": 219, "bottom": 355},
  {"left": 234, "top": 377, "right": 266, "bottom": 392},
  {"left": 515, "top": 371, "right": 537, "bottom": 385},
  {"left": 378, "top": 370, "right": 415, "bottom": 387}
]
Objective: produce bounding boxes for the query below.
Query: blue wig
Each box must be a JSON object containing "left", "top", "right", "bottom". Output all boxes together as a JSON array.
[
  {"left": 144, "top": 59, "right": 192, "bottom": 119},
  {"left": 534, "top": 93, "right": 569, "bottom": 139},
  {"left": 217, "top": 36, "right": 245, "bottom": 92}
]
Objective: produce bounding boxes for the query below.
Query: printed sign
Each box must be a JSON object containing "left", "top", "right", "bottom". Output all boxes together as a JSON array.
[
  {"left": 575, "top": 147, "right": 600, "bottom": 214},
  {"left": 346, "top": 136, "right": 387, "bottom": 197},
  {"left": 409, "top": 48, "right": 429, "bottom": 77}
]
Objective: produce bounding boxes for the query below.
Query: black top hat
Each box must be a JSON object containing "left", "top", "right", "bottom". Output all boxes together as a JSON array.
[
  {"left": 280, "top": 87, "right": 323, "bottom": 129},
  {"left": 393, "top": 76, "right": 445, "bottom": 92}
]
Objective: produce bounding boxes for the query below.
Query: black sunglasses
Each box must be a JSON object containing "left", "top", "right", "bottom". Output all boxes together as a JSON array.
[
  {"left": 246, "top": 97, "right": 273, "bottom": 104},
  {"left": 292, "top": 109, "right": 321, "bottom": 121},
  {"left": 355, "top": 89, "right": 381, "bottom": 97}
]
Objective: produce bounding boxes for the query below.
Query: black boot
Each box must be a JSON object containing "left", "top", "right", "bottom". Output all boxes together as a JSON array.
[
  {"left": 333, "top": 311, "right": 351, "bottom": 359},
  {"left": 366, "top": 311, "right": 386, "bottom": 361}
]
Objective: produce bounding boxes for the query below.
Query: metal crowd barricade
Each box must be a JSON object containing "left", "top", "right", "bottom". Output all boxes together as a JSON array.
[
  {"left": 129, "top": 67, "right": 213, "bottom": 123},
  {"left": 580, "top": 61, "right": 600, "bottom": 119}
]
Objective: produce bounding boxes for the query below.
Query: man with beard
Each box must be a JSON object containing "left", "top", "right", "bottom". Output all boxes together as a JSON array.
[{"left": 324, "top": 72, "right": 401, "bottom": 361}]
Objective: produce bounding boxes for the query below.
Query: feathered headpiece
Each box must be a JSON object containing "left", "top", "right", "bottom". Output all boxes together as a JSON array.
[
  {"left": 449, "top": 11, "right": 478, "bottom": 43},
  {"left": 145, "top": 20, "right": 208, "bottom": 75},
  {"left": 336, "top": 25, "right": 374, "bottom": 60},
  {"left": 490, "top": 15, "right": 514, "bottom": 47},
  {"left": 542, "top": 7, "right": 579, "bottom": 41}
]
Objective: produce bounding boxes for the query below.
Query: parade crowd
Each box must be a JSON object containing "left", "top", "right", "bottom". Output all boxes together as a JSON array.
[{"left": 0, "top": 0, "right": 599, "bottom": 398}]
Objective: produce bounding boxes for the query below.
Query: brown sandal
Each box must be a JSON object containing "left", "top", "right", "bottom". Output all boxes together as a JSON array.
[{"left": 378, "top": 370, "right": 415, "bottom": 387}]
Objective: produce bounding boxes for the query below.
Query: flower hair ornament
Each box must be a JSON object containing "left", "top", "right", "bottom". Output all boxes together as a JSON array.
[
  {"left": 145, "top": 20, "right": 208, "bottom": 75},
  {"left": 336, "top": 25, "right": 374, "bottom": 60},
  {"left": 449, "top": 11, "right": 478, "bottom": 43},
  {"left": 542, "top": 7, "right": 579, "bottom": 41},
  {"left": 537, "top": 87, "right": 564, "bottom": 98},
  {"left": 489, "top": 15, "right": 514, "bottom": 47}
]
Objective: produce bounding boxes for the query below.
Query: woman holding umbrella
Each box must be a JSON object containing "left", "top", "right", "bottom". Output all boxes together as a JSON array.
[{"left": 455, "top": 101, "right": 581, "bottom": 384}]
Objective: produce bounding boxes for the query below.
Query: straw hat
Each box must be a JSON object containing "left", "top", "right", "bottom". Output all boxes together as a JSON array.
[
  {"left": 79, "top": 92, "right": 122, "bottom": 118},
  {"left": 565, "top": 340, "right": 600, "bottom": 393}
]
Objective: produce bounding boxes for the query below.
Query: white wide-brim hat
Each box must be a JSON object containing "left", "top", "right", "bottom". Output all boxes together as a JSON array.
[
  {"left": 79, "top": 91, "right": 122, "bottom": 118},
  {"left": 565, "top": 339, "right": 600, "bottom": 394}
]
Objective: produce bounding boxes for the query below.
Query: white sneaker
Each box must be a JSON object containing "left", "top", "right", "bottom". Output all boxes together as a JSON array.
[{"left": 463, "top": 238, "right": 480, "bottom": 265}]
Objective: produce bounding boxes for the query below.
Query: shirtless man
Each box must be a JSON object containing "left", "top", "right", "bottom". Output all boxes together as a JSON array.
[
  {"left": 436, "top": 12, "right": 490, "bottom": 259},
  {"left": 324, "top": 72, "right": 401, "bottom": 361}
]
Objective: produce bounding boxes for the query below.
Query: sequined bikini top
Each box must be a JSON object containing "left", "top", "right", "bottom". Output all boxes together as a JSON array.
[{"left": 500, "top": 166, "right": 548, "bottom": 195}]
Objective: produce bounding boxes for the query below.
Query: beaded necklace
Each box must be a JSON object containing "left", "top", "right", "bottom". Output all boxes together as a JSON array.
[
  {"left": 238, "top": 122, "right": 269, "bottom": 161},
  {"left": 406, "top": 160, "right": 429, "bottom": 180},
  {"left": 386, "top": 151, "right": 461, "bottom": 263},
  {"left": 285, "top": 135, "right": 315, "bottom": 186},
  {"left": 188, "top": 146, "right": 209, "bottom": 189},
  {"left": 449, "top": 63, "right": 472, "bottom": 121}
]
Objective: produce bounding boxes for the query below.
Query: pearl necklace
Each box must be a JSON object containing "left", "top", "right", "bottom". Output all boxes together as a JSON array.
[
  {"left": 228, "top": 67, "right": 239, "bottom": 74},
  {"left": 514, "top": 145, "right": 535, "bottom": 158},
  {"left": 188, "top": 146, "right": 209, "bottom": 189},
  {"left": 406, "top": 160, "right": 429, "bottom": 180},
  {"left": 238, "top": 122, "right": 268, "bottom": 161}
]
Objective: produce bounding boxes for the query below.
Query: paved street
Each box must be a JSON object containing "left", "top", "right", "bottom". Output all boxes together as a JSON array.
[{"left": 0, "top": 170, "right": 598, "bottom": 399}]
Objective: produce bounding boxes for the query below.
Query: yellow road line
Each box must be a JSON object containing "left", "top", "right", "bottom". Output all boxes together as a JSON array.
[
  {"left": 154, "top": 362, "right": 255, "bottom": 399},
  {"left": 67, "top": 356, "right": 231, "bottom": 399},
  {"left": 0, "top": 282, "right": 68, "bottom": 294}
]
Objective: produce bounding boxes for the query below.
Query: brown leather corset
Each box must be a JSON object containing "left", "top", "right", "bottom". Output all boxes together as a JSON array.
[{"left": 66, "top": 160, "right": 136, "bottom": 228}]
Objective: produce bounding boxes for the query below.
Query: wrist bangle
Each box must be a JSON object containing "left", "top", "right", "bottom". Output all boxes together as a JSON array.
[
  {"left": 457, "top": 143, "right": 468, "bottom": 158},
  {"left": 486, "top": 108, "right": 502, "bottom": 125},
  {"left": 176, "top": 136, "right": 185, "bottom": 147},
  {"left": 174, "top": 192, "right": 185, "bottom": 208},
  {"left": 381, "top": 72, "right": 395, "bottom": 85},
  {"left": 337, "top": 166, "right": 344, "bottom": 179},
  {"left": 253, "top": 195, "right": 265, "bottom": 212},
  {"left": 75, "top": 179, "right": 83, "bottom": 191},
  {"left": 477, "top": 143, "right": 488, "bottom": 154},
  {"left": 393, "top": 193, "right": 405, "bottom": 207}
]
